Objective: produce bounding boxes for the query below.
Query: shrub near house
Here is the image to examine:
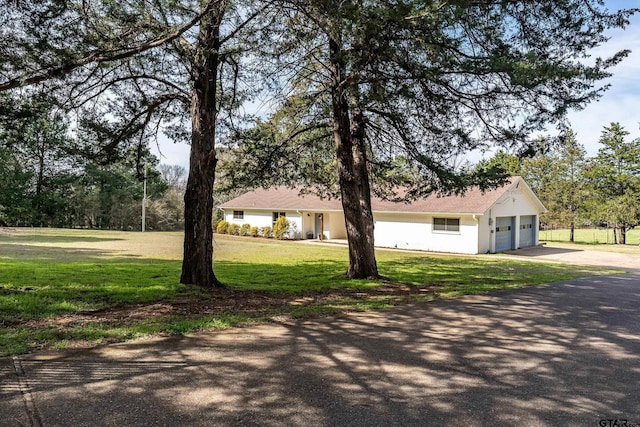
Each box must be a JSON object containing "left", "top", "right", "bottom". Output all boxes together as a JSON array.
[
  {"left": 273, "top": 216, "right": 290, "bottom": 240},
  {"left": 211, "top": 214, "right": 289, "bottom": 241},
  {"left": 216, "top": 220, "right": 229, "bottom": 234}
]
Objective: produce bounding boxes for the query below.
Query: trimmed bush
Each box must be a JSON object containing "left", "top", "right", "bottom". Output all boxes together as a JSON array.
[
  {"left": 228, "top": 223, "right": 241, "bottom": 235},
  {"left": 240, "top": 224, "right": 251, "bottom": 236},
  {"left": 262, "top": 226, "right": 272, "bottom": 238},
  {"left": 216, "top": 220, "right": 229, "bottom": 234},
  {"left": 273, "top": 216, "right": 290, "bottom": 240},
  {"left": 250, "top": 226, "right": 259, "bottom": 237}
]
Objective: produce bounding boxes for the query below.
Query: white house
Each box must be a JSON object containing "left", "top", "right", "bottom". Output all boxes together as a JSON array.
[{"left": 219, "top": 177, "right": 546, "bottom": 254}]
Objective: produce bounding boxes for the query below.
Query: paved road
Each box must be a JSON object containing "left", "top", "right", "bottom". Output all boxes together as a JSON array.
[{"left": 2, "top": 269, "right": 639, "bottom": 427}]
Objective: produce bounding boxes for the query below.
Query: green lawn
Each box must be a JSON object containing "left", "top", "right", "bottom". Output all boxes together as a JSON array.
[
  {"left": 0, "top": 228, "right": 613, "bottom": 356},
  {"left": 540, "top": 228, "right": 640, "bottom": 247}
]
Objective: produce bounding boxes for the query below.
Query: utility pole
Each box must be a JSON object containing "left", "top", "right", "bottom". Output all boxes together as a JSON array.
[{"left": 142, "top": 162, "right": 147, "bottom": 232}]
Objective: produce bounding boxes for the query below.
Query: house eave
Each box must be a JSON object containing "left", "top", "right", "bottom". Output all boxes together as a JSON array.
[
  {"left": 372, "top": 210, "right": 485, "bottom": 216},
  {"left": 221, "top": 206, "right": 486, "bottom": 216},
  {"left": 219, "top": 206, "right": 344, "bottom": 213}
]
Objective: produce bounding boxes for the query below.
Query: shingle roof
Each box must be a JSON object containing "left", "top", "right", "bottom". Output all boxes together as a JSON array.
[
  {"left": 221, "top": 187, "right": 344, "bottom": 211},
  {"left": 220, "top": 178, "right": 527, "bottom": 215}
]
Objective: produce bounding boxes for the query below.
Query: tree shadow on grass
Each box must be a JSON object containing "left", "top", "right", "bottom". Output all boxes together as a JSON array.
[
  {"left": 0, "top": 249, "right": 188, "bottom": 323},
  {"left": 215, "top": 259, "right": 354, "bottom": 292},
  {"left": 216, "top": 254, "right": 593, "bottom": 295},
  {"left": 0, "top": 242, "right": 140, "bottom": 262},
  {"left": 0, "top": 234, "right": 125, "bottom": 244}
]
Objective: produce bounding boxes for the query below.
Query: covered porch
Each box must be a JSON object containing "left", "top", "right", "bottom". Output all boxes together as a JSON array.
[{"left": 299, "top": 211, "right": 346, "bottom": 241}]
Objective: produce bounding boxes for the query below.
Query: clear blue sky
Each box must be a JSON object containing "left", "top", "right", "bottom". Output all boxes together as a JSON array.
[
  {"left": 151, "top": 0, "right": 640, "bottom": 169},
  {"left": 566, "top": 0, "right": 640, "bottom": 156}
]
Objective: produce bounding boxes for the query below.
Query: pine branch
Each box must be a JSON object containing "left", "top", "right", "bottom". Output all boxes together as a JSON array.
[{"left": 0, "top": 0, "right": 221, "bottom": 93}]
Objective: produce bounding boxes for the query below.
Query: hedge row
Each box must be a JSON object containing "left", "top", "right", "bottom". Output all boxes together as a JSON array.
[{"left": 214, "top": 217, "right": 290, "bottom": 240}]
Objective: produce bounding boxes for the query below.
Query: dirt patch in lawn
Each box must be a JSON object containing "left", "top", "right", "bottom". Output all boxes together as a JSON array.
[{"left": 18, "top": 282, "right": 441, "bottom": 331}]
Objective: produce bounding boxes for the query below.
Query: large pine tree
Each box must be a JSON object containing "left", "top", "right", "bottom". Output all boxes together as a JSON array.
[
  {"left": 584, "top": 123, "right": 640, "bottom": 244},
  {"left": 0, "top": 0, "right": 267, "bottom": 287},
  {"left": 227, "top": 0, "right": 637, "bottom": 278}
]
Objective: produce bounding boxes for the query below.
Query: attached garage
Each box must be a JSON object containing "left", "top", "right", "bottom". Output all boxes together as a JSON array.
[
  {"left": 495, "top": 216, "right": 515, "bottom": 252},
  {"left": 519, "top": 215, "right": 535, "bottom": 248}
]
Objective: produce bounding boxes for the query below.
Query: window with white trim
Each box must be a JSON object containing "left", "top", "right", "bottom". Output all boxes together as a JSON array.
[
  {"left": 233, "top": 210, "right": 244, "bottom": 220},
  {"left": 433, "top": 217, "right": 460, "bottom": 232}
]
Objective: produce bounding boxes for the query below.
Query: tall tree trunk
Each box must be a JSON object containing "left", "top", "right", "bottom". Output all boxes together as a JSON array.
[
  {"left": 620, "top": 225, "right": 626, "bottom": 245},
  {"left": 350, "top": 106, "right": 377, "bottom": 276},
  {"left": 569, "top": 221, "right": 575, "bottom": 243},
  {"left": 329, "top": 38, "right": 379, "bottom": 279},
  {"left": 35, "top": 137, "right": 46, "bottom": 226},
  {"left": 180, "top": 6, "right": 224, "bottom": 288}
]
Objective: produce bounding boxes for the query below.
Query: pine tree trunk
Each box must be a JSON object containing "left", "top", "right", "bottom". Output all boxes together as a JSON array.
[
  {"left": 329, "top": 38, "right": 379, "bottom": 280},
  {"left": 569, "top": 222, "right": 575, "bottom": 243},
  {"left": 350, "top": 107, "right": 377, "bottom": 276},
  {"left": 180, "top": 6, "right": 224, "bottom": 288},
  {"left": 35, "top": 137, "right": 46, "bottom": 226}
]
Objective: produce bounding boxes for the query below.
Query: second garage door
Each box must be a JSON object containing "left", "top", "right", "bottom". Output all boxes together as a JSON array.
[{"left": 519, "top": 215, "right": 535, "bottom": 248}]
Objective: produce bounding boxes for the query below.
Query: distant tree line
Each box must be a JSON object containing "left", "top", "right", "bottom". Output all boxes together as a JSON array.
[
  {"left": 0, "top": 94, "right": 185, "bottom": 231},
  {"left": 476, "top": 123, "right": 640, "bottom": 244}
]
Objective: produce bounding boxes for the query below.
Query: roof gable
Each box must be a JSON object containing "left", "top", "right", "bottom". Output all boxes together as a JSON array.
[{"left": 220, "top": 177, "right": 544, "bottom": 215}]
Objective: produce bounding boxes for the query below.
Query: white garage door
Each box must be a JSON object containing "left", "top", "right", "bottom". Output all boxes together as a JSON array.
[
  {"left": 495, "top": 216, "right": 514, "bottom": 252},
  {"left": 519, "top": 215, "right": 535, "bottom": 248}
]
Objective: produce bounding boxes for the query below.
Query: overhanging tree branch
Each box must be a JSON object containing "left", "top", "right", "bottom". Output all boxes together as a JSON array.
[{"left": 0, "top": 0, "right": 221, "bottom": 93}]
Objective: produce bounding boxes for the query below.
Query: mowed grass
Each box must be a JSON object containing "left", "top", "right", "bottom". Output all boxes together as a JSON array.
[
  {"left": 540, "top": 228, "right": 640, "bottom": 250},
  {"left": 0, "top": 228, "right": 612, "bottom": 356}
]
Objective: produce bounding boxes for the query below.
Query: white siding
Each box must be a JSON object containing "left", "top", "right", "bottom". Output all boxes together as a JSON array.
[
  {"left": 224, "top": 209, "right": 303, "bottom": 238},
  {"left": 374, "top": 212, "right": 480, "bottom": 254},
  {"left": 300, "top": 213, "right": 315, "bottom": 238},
  {"left": 225, "top": 209, "right": 269, "bottom": 228},
  {"left": 285, "top": 212, "right": 303, "bottom": 239},
  {"left": 327, "top": 212, "right": 347, "bottom": 239},
  {"left": 224, "top": 210, "right": 347, "bottom": 240},
  {"left": 477, "top": 214, "right": 491, "bottom": 254}
]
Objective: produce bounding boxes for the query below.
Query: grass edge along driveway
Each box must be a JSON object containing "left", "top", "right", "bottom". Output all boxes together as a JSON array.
[{"left": 0, "top": 229, "right": 619, "bottom": 356}]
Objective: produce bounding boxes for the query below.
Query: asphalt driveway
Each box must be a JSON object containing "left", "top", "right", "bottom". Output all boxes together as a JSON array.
[{"left": 2, "top": 265, "right": 640, "bottom": 427}]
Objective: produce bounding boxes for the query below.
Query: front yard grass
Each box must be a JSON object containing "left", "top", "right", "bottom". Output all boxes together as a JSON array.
[{"left": 0, "top": 228, "right": 615, "bottom": 356}]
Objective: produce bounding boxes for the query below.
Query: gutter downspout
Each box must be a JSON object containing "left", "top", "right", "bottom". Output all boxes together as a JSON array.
[{"left": 488, "top": 209, "right": 494, "bottom": 253}]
